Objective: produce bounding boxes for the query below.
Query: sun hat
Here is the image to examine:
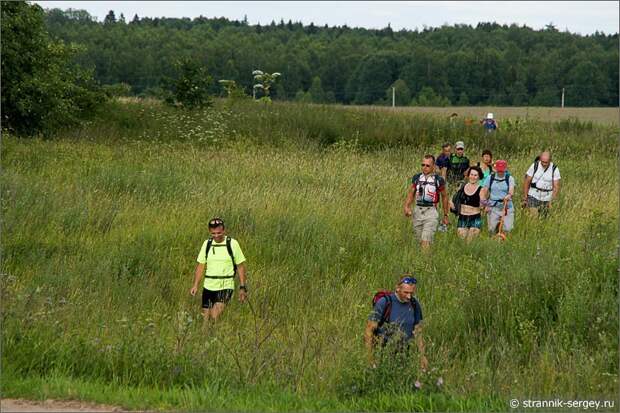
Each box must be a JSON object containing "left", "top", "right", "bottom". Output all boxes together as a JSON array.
[{"left": 486, "top": 113, "right": 494, "bottom": 119}]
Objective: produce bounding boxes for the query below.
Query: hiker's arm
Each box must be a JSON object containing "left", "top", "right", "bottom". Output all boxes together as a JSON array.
[
  {"left": 190, "top": 263, "right": 205, "bottom": 296},
  {"left": 552, "top": 179, "right": 561, "bottom": 201},
  {"left": 404, "top": 185, "right": 414, "bottom": 217},
  {"left": 237, "top": 262, "right": 247, "bottom": 302},
  {"left": 440, "top": 188, "right": 449, "bottom": 224},
  {"left": 364, "top": 320, "right": 378, "bottom": 366},
  {"left": 522, "top": 175, "right": 532, "bottom": 206},
  {"left": 440, "top": 167, "right": 447, "bottom": 180},
  {"left": 505, "top": 182, "right": 514, "bottom": 201},
  {"left": 480, "top": 187, "right": 489, "bottom": 211},
  {"left": 414, "top": 324, "right": 428, "bottom": 371}
]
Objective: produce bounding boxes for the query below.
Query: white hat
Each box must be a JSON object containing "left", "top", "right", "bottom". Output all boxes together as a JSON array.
[
  {"left": 486, "top": 113, "right": 494, "bottom": 119},
  {"left": 455, "top": 141, "right": 465, "bottom": 149}
]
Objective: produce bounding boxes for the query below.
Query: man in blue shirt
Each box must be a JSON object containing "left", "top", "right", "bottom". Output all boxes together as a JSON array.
[
  {"left": 365, "top": 276, "right": 428, "bottom": 371},
  {"left": 435, "top": 143, "right": 452, "bottom": 180}
]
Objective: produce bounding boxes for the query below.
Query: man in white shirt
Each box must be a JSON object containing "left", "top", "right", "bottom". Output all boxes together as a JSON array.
[{"left": 522, "top": 151, "right": 561, "bottom": 217}]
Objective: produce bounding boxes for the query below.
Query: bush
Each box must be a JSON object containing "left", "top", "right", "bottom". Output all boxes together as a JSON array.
[{"left": 161, "top": 58, "right": 213, "bottom": 109}]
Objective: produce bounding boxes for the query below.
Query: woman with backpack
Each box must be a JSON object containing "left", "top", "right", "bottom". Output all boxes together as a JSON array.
[{"left": 451, "top": 166, "right": 484, "bottom": 242}]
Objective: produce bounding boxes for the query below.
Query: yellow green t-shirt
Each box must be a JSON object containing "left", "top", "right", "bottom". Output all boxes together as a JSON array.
[{"left": 196, "top": 237, "right": 246, "bottom": 291}]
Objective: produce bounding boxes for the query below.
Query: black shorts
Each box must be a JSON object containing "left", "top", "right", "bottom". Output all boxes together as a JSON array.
[{"left": 202, "top": 288, "right": 233, "bottom": 309}]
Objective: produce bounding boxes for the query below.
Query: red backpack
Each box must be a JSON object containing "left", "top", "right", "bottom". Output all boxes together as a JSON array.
[{"left": 372, "top": 290, "right": 416, "bottom": 329}]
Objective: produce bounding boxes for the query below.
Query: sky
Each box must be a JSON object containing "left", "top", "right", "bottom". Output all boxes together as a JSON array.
[{"left": 35, "top": 1, "right": 619, "bottom": 35}]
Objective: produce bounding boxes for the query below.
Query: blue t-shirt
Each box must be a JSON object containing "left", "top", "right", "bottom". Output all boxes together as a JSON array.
[
  {"left": 368, "top": 293, "right": 423, "bottom": 342},
  {"left": 436, "top": 154, "right": 450, "bottom": 170},
  {"left": 483, "top": 119, "right": 497, "bottom": 130},
  {"left": 484, "top": 173, "right": 515, "bottom": 209}
]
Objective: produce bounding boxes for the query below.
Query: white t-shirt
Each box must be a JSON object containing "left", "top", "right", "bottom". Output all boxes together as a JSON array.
[{"left": 526, "top": 161, "right": 561, "bottom": 202}]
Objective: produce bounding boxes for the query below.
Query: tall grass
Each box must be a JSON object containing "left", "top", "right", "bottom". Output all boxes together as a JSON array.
[{"left": 2, "top": 100, "right": 618, "bottom": 411}]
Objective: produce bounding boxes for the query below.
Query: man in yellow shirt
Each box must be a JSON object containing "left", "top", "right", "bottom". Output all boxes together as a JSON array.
[{"left": 190, "top": 218, "right": 247, "bottom": 323}]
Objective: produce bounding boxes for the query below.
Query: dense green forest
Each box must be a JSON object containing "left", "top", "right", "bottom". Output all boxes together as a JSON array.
[{"left": 43, "top": 7, "right": 618, "bottom": 107}]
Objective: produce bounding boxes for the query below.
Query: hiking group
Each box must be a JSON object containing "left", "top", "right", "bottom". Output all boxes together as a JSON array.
[
  {"left": 187, "top": 138, "right": 562, "bottom": 384},
  {"left": 406, "top": 144, "right": 561, "bottom": 246}
]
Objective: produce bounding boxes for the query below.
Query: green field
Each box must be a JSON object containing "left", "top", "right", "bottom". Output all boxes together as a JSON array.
[{"left": 2, "top": 100, "right": 618, "bottom": 412}]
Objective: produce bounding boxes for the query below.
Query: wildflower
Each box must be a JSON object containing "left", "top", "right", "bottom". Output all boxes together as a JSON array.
[
  {"left": 252, "top": 70, "right": 263, "bottom": 75},
  {"left": 414, "top": 380, "right": 422, "bottom": 389},
  {"left": 436, "top": 377, "right": 444, "bottom": 387}
]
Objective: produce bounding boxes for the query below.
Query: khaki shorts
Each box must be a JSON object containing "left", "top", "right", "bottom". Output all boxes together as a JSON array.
[{"left": 412, "top": 205, "right": 439, "bottom": 242}]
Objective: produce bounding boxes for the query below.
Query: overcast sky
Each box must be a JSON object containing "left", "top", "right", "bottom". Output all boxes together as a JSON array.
[{"left": 35, "top": 1, "right": 619, "bottom": 35}]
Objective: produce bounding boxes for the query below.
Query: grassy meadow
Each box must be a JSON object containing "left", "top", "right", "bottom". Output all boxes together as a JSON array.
[{"left": 2, "top": 100, "right": 618, "bottom": 412}]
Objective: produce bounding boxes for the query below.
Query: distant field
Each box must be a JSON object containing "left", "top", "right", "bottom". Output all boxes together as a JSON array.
[{"left": 348, "top": 105, "right": 620, "bottom": 126}]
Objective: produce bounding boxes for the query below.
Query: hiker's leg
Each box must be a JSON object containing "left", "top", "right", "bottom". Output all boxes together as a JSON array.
[
  {"left": 503, "top": 209, "right": 515, "bottom": 232},
  {"left": 412, "top": 207, "right": 424, "bottom": 241},
  {"left": 201, "top": 288, "right": 214, "bottom": 326},
  {"left": 209, "top": 289, "right": 233, "bottom": 321},
  {"left": 210, "top": 302, "right": 226, "bottom": 321},
  {"left": 420, "top": 208, "right": 438, "bottom": 248},
  {"left": 487, "top": 209, "right": 500, "bottom": 234},
  {"left": 467, "top": 228, "right": 480, "bottom": 241},
  {"left": 526, "top": 196, "right": 540, "bottom": 218},
  {"left": 457, "top": 227, "right": 468, "bottom": 239}
]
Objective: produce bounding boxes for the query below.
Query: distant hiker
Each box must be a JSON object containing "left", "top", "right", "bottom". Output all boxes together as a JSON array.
[
  {"left": 404, "top": 155, "right": 450, "bottom": 251},
  {"left": 190, "top": 217, "right": 248, "bottom": 324},
  {"left": 481, "top": 160, "right": 515, "bottom": 237},
  {"left": 522, "top": 151, "right": 561, "bottom": 217},
  {"left": 365, "top": 275, "right": 427, "bottom": 371},
  {"left": 451, "top": 166, "right": 484, "bottom": 242},
  {"left": 447, "top": 141, "right": 470, "bottom": 185},
  {"left": 436, "top": 143, "right": 452, "bottom": 180},
  {"left": 449, "top": 112, "right": 458, "bottom": 126},
  {"left": 476, "top": 149, "right": 493, "bottom": 186},
  {"left": 481, "top": 112, "right": 498, "bottom": 132}
]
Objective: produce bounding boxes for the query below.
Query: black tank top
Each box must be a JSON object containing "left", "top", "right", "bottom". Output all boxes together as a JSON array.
[{"left": 462, "top": 185, "right": 481, "bottom": 207}]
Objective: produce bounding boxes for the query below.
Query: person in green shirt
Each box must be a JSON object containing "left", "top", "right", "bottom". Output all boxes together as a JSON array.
[{"left": 190, "top": 217, "right": 248, "bottom": 324}]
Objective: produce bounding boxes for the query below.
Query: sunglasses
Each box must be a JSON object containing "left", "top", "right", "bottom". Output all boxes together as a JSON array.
[
  {"left": 399, "top": 276, "right": 417, "bottom": 285},
  {"left": 456, "top": 148, "right": 464, "bottom": 151},
  {"left": 421, "top": 163, "right": 432, "bottom": 167},
  {"left": 208, "top": 218, "right": 224, "bottom": 227}
]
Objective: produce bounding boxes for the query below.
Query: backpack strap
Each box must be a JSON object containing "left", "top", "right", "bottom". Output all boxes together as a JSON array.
[
  {"left": 203, "top": 237, "right": 237, "bottom": 278},
  {"left": 379, "top": 295, "right": 393, "bottom": 328},
  {"left": 226, "top": 236, "right": 238, "bottom": 275},
  {"left": 205, "top": 238, "right": 213, "bottom": 257}
]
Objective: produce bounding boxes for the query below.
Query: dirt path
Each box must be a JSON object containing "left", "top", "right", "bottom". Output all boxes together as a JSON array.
[{"left": 1, "top": 398, "right": 129, "bottom": 412}]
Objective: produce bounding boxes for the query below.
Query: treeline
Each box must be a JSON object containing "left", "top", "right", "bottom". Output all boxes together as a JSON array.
[{"left": 43, "top": 7, "right": 619, "bottom": 107}]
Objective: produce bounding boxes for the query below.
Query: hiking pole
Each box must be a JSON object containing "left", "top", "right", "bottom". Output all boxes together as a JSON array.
[{"left": 496, "top": 199, "right": 508, "bottom": 241}]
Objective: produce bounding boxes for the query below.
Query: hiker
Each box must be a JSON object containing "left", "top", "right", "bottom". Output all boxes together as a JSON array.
[
  {"left": 446, "top": 141, "right": 470, "bottom": 185},
  {"left": 365, "top": 275, "right": 428, "bottom": 371},
  {"left": 476, "top": 149, "right": 493, "bottom": 185},
  {"left": 190, "top": 217, "right": 247, "bottom": 323},
  {"left": 403, "top": 155, "right": 450, "bottom": 250},
  {"left": 449, "top": 112, "right": 458, "bottom": 126},
  {"left": 521, "top": 151, "right": 561, "bottom": 217},
  {"left": 452, "top": 166, "right": 484, "bottom": 242},
  {"left": 436, "top": 143, "right": 452, "bottom": 180},
  {"left": 481, "top": 112, "right": 498, "bottom": 132},
  {"left": 481, "top": 160, "right": 515, "bottom": 237}
]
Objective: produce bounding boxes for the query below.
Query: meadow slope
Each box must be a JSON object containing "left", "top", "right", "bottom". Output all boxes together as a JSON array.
[{"left": 2, "top": 101, "right": 618, "bottom": 412}]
